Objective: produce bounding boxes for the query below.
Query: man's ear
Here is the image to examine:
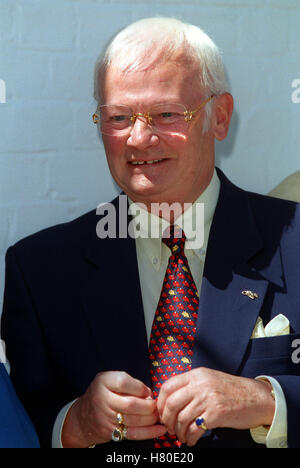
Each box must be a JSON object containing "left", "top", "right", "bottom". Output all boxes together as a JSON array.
[{"left": 212, "top": 93, "right": 234, "bottom": 141}]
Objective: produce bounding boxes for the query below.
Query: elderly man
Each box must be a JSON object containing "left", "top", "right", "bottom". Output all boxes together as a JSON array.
[{"left": 2, "top": 18, "right": 300, "bottom": 449}]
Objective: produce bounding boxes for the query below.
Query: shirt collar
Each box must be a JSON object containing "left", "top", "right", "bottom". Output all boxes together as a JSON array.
[{"left": 128, "top": 169, "right": 220, "bottom": 270}]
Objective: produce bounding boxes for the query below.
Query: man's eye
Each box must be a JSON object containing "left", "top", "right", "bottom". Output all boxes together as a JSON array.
[
  {"left": 112, "top": 115, "right": 126, "bottom": 121},
  {"left": 161, "top": 112, "right": 174, "bottom": 118}
]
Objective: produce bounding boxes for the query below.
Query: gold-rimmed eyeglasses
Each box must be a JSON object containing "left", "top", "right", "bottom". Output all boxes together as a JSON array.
[{"left": 92, "top": 95, "right": 215, "bottom": 136}]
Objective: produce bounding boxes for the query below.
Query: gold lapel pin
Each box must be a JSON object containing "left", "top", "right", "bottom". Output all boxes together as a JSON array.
[{"left": 242, "top": 290, "right": 259, "bottom": 300}]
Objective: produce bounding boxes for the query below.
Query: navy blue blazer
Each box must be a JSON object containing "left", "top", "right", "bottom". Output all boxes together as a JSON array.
[
  {"left": 1, "top": 169, "right": 300, "bottom": 448},
  {"left": 0, "top": 363, "right": 39, "bottom": 448}
]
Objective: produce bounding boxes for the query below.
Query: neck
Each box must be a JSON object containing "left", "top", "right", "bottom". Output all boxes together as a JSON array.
[{"left": 130, "top": 173, "right": 215, "bottom": 223}]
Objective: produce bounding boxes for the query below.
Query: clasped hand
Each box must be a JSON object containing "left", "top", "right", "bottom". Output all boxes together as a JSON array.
[{"left": 62, "top": 368, "right": 275, "bottom": 448}]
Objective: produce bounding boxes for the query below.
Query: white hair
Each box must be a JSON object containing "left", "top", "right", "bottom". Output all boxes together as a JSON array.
[{"left": 94, "top": 17, "right": 229, "bottom": 132}]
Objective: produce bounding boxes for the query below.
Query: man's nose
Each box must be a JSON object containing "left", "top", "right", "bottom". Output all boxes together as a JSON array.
[{"left": 126, "top": 116, "right": 159, "bottom": 149}]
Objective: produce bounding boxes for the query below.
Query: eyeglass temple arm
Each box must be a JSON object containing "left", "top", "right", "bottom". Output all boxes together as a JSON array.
[
  {"left": 187, "top": 95, "right": 215, "bottom": 119},
  {"left": 92, "top": 113, "right": 99, "bottom": 124}
]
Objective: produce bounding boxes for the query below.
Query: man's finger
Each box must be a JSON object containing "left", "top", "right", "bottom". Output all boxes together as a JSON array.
[
  {"left": 159, "top": 387, "right": 193, "bottom": 435},
  {"left": 121, "top": 412, "right": 159, "bottom": 428},
  {"left": 101, "top": 371, "right": 153, "bottom": 398},
  {"left": 110, "top": 392, "right": 158, "bottom": 416},
  {"left": 185, "top": 416, "right": 208, "bottom": 447},
  {"left": 126, "top": 424, "right": 167, "bottom": 441},
  {"left": 157, "top": 372, "right": 190, "bottom": 417}
]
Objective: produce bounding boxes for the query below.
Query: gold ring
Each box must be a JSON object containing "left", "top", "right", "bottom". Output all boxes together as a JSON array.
[
  {"left": 111, "top": 419, "right": 127, "bottom": 442},
  {"left": 195, "top": 416, "right": 208, "bottom": 431},
  {"left": 122, "top": 425, "right": 127, "bottom": 440},
  {"left": 116, "top": 412, "right": 124, "bottom": 425},
  {"left": 112, "top": 427, "right": 123, "bottom": 442}
]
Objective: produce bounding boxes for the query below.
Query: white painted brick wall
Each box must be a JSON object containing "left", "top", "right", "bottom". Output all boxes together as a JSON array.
[{"left": 0, "top": 0, "right": 300, "bottom": 313}]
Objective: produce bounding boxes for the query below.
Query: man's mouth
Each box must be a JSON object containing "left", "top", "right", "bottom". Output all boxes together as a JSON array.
[{"left": 130, "top": 159, "right": 165, "bottom": 166}]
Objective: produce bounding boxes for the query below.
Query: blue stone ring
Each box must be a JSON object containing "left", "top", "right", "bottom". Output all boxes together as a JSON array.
[{"left": 195, "top": 416, "right": 208, "bottom": 431}]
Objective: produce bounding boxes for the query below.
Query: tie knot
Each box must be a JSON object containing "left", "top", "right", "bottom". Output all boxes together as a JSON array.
[{"left": 162, "top": 225, "right": 186, "bottom": 255}]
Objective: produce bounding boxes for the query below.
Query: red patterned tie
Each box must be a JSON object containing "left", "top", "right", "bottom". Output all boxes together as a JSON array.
[{"left": 149, "top": 225, "right": 199, "bottom": 448}]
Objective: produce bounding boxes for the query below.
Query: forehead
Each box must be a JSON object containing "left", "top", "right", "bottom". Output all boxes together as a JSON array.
[{"left": 102, "top": 60, "right": 204, "bottom": 107}]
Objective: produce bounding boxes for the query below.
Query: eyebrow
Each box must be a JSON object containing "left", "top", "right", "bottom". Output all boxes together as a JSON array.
[{"left": 105, "top": 99, "right": 186, "bottom": 108}]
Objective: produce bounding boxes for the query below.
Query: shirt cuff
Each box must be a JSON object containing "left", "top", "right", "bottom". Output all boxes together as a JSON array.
[
  {"left": 0, "top": 339, "right": 10, "bottom": 374},
  {"left": 250, "top": 376, "right": 288, "bottom": 448},
  {"left": 52, "top": 399, "right": 78, "bottom": 448}
]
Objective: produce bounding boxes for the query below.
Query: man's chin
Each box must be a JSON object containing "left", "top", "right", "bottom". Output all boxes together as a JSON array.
[{"left": 126, "top": 183, "right": 178, "bottom": 205}]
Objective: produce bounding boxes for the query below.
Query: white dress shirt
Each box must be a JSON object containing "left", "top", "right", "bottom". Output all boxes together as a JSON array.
[
  {"left": 52, "top": 169, "right": 287, "bottom": 448},
  {"left": 129, "top": 169, "right": 220, "bottom": 342}
]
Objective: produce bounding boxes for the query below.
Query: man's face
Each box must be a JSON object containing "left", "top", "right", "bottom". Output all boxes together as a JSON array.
[{"left": 101, "top": 59, "right": 217, "bottom": 207}]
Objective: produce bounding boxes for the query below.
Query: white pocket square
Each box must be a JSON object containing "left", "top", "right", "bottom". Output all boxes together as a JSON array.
[{"left": 251, "top": 314, "right": 290, "bottom": 339}]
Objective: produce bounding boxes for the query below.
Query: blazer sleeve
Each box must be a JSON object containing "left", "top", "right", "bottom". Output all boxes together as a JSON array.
[
  {"left": 0, "top": 363, "right": 40, "bottom": 448},
  {"left": 1, "top": 246, "right": 65, "bottom": 448}
]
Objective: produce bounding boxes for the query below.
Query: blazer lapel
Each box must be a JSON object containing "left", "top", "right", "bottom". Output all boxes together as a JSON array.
[
  {"left": 82, "top": 197, "right": 151, "bottom": 386},
  {"left": 192, "top": 170, "right": 284, "bottom": 375}
]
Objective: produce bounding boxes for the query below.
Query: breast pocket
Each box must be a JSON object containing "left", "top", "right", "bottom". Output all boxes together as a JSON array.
[{"left": 240, "top": 333, "right": 300, "bottom": 378}]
